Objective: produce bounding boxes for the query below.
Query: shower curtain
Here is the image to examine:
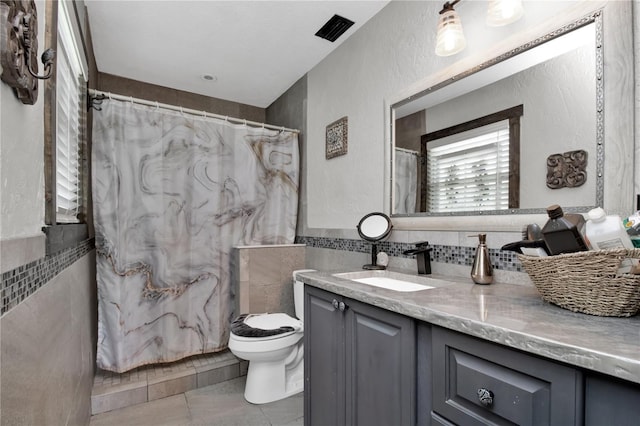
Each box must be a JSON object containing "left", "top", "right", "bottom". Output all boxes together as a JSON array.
[
  {"left": 92, "top": 99, "right": 299, "bottom": 373},
  {"left": 394, "top": 148, "right": 418, "bottom": 214}
]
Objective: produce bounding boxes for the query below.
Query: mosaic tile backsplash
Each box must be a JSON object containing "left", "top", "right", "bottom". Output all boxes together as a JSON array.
[
  {"left": 1, "top": 238, "right": 95, "bottom": 315},
  {"left": 295, "top": 235, "right": 522, "bottom": 273}
]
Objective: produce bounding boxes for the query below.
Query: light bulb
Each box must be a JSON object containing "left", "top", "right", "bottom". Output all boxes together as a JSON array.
[{"left": 486, "top": 0, "right": 524, "bottom": 27}]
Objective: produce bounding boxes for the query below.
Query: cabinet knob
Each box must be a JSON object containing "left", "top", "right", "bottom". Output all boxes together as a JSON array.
[
  {"left": 332, "top": 299, "right": 339, "bottom": 309},
  {"left": 338, "top": 301, "right": 347, "bottom": 312},
  {"left": 477, "top": 388, "right": 494, "bottom": 407}
]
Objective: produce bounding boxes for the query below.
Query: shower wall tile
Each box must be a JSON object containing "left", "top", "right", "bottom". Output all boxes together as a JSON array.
[
  {"left": 91, "top": 381, "right": 149, "bottom": 415},
  {"left": 1, "top": 251, "right": 96, "bottom": 425},
  {"left": 232, "top": 245, "right": 306, "bottom": 317}
]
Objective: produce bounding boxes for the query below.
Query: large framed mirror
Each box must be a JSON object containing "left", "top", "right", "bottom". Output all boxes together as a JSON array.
[
  {"left": 385, "top": 1, "right": 633, "bottom": 232},
  {"left": 390, "top": 12, "right": 603, "bottom": 218}
]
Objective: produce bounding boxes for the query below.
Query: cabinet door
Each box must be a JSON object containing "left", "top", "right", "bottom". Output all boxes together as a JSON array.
[
  {"left": 304, "top": 286, "right": 345, "bottom": 426},
  {"left": 585, "top": 374, "right": 640, "bottom": 426},
  {"left": 345, "top": 298, "right": 416, "bottom": 426}
]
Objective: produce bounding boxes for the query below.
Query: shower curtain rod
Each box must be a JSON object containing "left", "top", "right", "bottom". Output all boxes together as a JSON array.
[
  {"left": 395, "top": 146, "right": 420, "bottom": 154},
  {"left": 88, "top": 89, "right": 300, "bottom": 134}
]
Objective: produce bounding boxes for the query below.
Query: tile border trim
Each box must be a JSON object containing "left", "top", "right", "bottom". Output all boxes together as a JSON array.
[
  {"left": 295, "top": 235, "right": 522, "bottom": 273},
  {"left": 1, "top": 238, "right": 95, "bottom": 316}
]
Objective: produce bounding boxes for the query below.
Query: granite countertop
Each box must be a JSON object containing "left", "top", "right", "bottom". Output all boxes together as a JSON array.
[{"left": 298, "top": 269, "right": 640, "bottom": 385}]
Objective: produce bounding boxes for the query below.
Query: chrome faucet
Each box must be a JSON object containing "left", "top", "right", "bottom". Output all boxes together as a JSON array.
[{"left": 403, "top": 241, "right": 432, "bottom": 274}]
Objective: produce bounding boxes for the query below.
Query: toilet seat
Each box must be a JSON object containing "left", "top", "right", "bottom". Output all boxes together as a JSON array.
[{"left": 231, "top": 313, "right": 303, "bottom": 342}]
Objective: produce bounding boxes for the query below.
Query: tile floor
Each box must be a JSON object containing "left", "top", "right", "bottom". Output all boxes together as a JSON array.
[
  {"left": 89, "top": 376, "right": 304, "bottom": 426},
  {"left": 91, "top": 350, "right": 247, "bottom": 415}
]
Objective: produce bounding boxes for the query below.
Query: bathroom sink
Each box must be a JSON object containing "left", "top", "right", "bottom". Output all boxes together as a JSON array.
[{"left": 333, "top": 270, "right": 455, "bottom": 292}]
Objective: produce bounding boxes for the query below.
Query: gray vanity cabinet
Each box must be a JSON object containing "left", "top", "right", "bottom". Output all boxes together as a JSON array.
[
  {"left": 431, "top": 326, "right": 583, "bottom": 426},
  {"left": 585, "top": 374, "right": 640, "bottom": 425},
  {"left": 304, "top": 285, "right": 416, "bottom": 426}
]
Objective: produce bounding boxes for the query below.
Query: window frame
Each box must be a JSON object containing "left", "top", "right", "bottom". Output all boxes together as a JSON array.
[
  {"left": 43, "top": 0, "right": 89, "bottom": 254},
  {"left": 420, "top": 105, "right": 523, "bottom": 213}
]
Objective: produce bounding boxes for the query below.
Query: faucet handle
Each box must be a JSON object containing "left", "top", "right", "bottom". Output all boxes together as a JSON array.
[{"left": 414, "top": 241, "right": 430, "bottom": 247}]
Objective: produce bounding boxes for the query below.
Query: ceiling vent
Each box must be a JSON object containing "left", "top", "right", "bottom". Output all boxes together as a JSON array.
[{"left": 315, "top": 14, "right": 355, "bottom": 42}]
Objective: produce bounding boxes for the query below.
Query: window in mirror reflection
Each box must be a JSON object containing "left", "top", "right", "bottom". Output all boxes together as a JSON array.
[
  {"left": 395, "top": 105, "right": 524, "bottom": 213},
  {"left": 412, "top": 105, "right": 522, "bottom": 213},
  {"left": 426, "top": 121, "right": 509, "bottom": 212}
]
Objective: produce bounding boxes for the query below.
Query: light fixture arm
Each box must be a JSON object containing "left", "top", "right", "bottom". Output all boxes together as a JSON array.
[{"left": 439, "top": 0, "right": 461, "bottom": 14}]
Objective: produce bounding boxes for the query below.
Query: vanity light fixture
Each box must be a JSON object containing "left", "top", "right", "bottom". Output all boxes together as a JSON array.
[
  {"left": 486, "top": 0, "right": 524, "bottom": 27},
  {"left": 435, "top": 0, "right": 466, "bottom": 57},
  {"left": 435, "top": 0, "right": 525, "bottom": 57}
]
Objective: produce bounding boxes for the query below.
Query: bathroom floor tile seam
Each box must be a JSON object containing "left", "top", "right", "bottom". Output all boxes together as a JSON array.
[{"left": 91, "top": 349, "right": 248, "bottom": 415}]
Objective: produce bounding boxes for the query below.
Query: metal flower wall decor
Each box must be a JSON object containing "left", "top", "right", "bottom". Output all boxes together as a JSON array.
[
  {"left": 546, "top": 149, "right": 588, "bottom": 189},
  {"left": 0, "top": 0, "right": 55, "bottom": 105}
]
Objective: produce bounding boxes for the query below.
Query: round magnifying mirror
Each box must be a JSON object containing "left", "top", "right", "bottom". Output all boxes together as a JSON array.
[
  {"left": 357, "top": 212, "right": 392, "bottom": 242},
  {"left": 357, "top": 212, "right": 392, "bottom": 270}
]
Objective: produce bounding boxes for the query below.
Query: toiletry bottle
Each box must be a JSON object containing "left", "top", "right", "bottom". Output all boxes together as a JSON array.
[
  {"left": 541, "top": 204, "right": 589, "bottom": 255},
  {"left": 585, "top": 208, "right": 634, "bottom": 250},
  {"left": 470, "top": 233, "right": 493, "bottom": 285},
  {"left": 585, "top": 207, "right": 636, "bottom": 273}
]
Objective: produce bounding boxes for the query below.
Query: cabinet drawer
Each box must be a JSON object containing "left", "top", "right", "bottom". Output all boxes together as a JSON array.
[{"left": 432, "top": 326, "right": 582, "bottom": 426}]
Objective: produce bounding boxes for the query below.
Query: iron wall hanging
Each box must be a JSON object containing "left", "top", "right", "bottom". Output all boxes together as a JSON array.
[
  {"left": 325, "top": 116, "right": 348, "bottom": 159},
  {"left": 546, "top": 149, "right": 588, "bottom": 189},
  {"left": 1, "top": 0, "right": 55, "bottom": 105}
]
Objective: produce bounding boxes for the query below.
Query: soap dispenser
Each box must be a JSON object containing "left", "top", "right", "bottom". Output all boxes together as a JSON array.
[{"left": 469, "top": 233, "right": 493, "bottom": 285}]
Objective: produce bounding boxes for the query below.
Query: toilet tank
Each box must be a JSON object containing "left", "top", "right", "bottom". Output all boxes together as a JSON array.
[{"left": 293, "top": 269, "right": 315, "bottom": 320}]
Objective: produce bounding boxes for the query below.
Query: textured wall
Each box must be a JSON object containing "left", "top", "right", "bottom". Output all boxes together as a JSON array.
[{"left": 0, "top": 0, "right": 46, "bottom": 240}]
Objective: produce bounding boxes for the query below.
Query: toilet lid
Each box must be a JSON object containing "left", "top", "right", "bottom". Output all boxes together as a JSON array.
[{"left": 231, "top": 313, "right": 302, "bottom": 340}]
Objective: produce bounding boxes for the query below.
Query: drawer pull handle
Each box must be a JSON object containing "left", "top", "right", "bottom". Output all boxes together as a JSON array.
[
  {"left": 332, "top": 299, "right": 339, "bottom": 309},
  {"left": 338, "top": 301, "right": 347, "bottom": 312},
  {"left": 477, "top": 388, "right": 494, "bottom": 407}
]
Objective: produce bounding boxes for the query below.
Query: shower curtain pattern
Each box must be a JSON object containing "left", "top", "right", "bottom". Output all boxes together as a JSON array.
[
  {"left": 394, "top": 148, "right": 418, "bottom": 214},
  {"left": 92, "top": 99, "right": 299, "bottom": 373}
]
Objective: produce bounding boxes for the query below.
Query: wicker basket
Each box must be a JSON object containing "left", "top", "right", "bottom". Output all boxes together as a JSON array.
[{"left": 518, "top": 248, "right": 640, "bottom": 317}]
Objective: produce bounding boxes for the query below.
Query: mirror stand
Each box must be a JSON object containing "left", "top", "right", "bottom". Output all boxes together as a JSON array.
[
  {"left": 363, "top": 243, "right": 386, "bottom": 270},
  {"left": 357, "top": 212, "right": 393, "bottom": 271}
]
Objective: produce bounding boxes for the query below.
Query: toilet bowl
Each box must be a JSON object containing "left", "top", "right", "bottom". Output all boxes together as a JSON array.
[{"left": 228, "top": 269, "right": 314, "bottom": 404}]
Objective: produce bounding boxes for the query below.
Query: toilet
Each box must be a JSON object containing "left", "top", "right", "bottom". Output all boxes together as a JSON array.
[{"left": 228, "top": 269, "right": 314, "bottom": 404}]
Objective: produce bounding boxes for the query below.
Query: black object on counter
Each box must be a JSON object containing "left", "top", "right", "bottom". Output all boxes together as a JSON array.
[{"left": 541, "top": 204, "right": 589, "bottom": 255}]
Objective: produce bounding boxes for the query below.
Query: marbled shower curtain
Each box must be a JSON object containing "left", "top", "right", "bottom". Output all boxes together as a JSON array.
[
  {"left": 92, "top": 99, "right": 299, "bottom": 373},
  {"left": 394, "top": 148, "right": 418, "bottom": 214}
]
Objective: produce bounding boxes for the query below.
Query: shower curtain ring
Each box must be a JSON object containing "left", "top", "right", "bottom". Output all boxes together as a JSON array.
[
  {"left": 155, "top": 101, "right": 159, "bottom": 110},
  {"left": 129, "top": 96, "right": 134, "bottom": 104},
  {"left": 108, "top": 92, "right": 112, "bottom": 100},
  {"left": 202, "top": 110, "right": 207, "bottom": 118}
]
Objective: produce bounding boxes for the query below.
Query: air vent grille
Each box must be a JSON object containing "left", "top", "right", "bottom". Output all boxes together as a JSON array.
[{"left": 315, "top": 14, "right": 355, "bottom": 42}]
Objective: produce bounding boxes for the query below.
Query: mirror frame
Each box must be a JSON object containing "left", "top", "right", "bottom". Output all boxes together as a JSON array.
[{"left": 384, "top": 1, "right": 634, "bottom": 231}]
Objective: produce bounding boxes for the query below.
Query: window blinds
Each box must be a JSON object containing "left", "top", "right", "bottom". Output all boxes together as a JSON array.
[
  {"left": 55, "top": 3, "right": 86, "bottom": 223},
  {"left": 427, "top": 121, "right": 510, "bottom": 213}
]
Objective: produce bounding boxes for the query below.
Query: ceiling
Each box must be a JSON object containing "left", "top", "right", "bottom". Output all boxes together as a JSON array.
[{"left": 85, "top": 1, "right": 389, "bottom": 108}]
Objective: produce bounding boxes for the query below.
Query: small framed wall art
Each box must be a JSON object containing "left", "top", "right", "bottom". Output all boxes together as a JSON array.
[{"left": 326, "top": 116, "right": 348, "bottom": 159}]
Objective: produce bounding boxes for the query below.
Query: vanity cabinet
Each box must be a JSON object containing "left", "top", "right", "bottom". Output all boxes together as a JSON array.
[
  {"left": 430, "top": 326, "right": 583, "bottom": 426},
  {"left": 304, "top": 285, "right": 416, "bottom": 426},
  {"left": 585, "top": 373, "right": 640, "bottom": 426}
]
